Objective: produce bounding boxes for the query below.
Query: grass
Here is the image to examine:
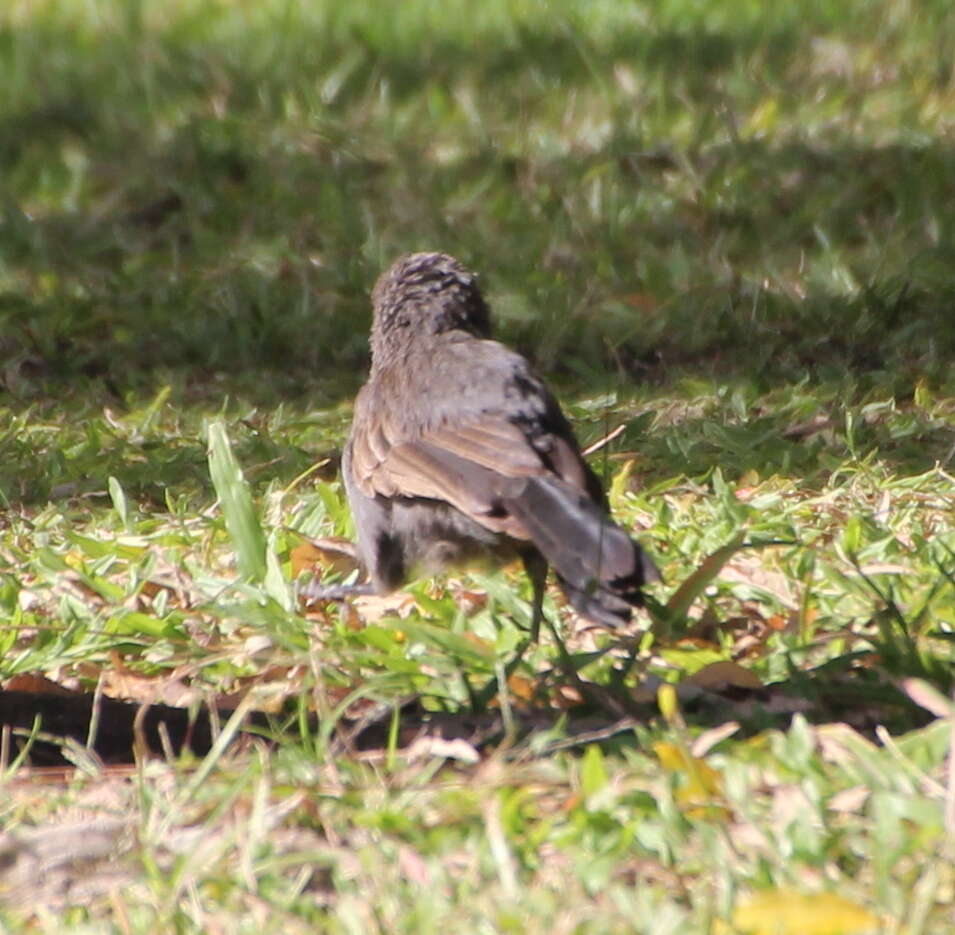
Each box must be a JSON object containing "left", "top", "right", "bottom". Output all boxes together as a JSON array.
[{"left": 1, "top": 0, "right": 954, "bottom": 931}]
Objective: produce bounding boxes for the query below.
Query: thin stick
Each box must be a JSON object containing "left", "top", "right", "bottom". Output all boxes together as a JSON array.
[{"left": 582, "top": 423, "right": 625, "bottom": 457}]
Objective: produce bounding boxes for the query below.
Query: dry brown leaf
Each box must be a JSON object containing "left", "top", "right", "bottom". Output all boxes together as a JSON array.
[
  {"left": 290, "top": 536, "right": 359, "bottom": 579},
  {"left": 766, "top": 613, "right": 788, "bottom": 631},
  {"left": 691, "top": 722, "right": 741, "bottom": 757},
  {"left": 137, "top": 578, "right": 194, "bottom": 611},
  {"left": 99, "top": 668, "right": 200, "bottom": 707},
  {"left": 353, "top": 591, "right": 418, "bottom": 622},
  {"left": 445, "top": 582, "right": 488, "bottom": 614},
  {"left": 53, "top": 571, "right": 107, "bottom": 606},
  {"left": 3, "top": 673, "right": 78, "bottom": 696},
  {"left": 340, "top": 601, "right": 365, "bottom": 630},
  {"left": 462, "top": 632, "right": 495, "bottom": 653},
  {"left": 506, "top": 674, "right": 537, "bottom": 702},
  {"left": 100, "top": 651, "right": 200, "bottom": 706},
  {"left": 815, "top": 723, "right": 877, "bottom": 766},
  {"left": 686, "top": 662, "right": 763, "bottom": 693},
  {"left": 902, "top": 678, "right": 954, "bottom": 717},
  {"left": 555, "top": 684, "right": 586, "bottom": 708}
]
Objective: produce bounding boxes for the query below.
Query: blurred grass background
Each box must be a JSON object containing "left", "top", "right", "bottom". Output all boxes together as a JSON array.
[{"left": 4, "top": 0, "right": 955, "bottom": 400}]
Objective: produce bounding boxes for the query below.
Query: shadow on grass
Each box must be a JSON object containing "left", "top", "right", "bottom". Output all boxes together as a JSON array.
[
  {"left": 3, "top": 0, "right": 955, "bottom": 399},
  {"left": 0, "top": 649, "right": 934, "bottom": 770},
  {"left": 3, "top": 135, "right": 955, "bottom": 398}
]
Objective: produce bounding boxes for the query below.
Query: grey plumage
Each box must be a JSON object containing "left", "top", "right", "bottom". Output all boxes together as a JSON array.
[{"left": 327, "top": 251, "right": 658, "bottom": 633}]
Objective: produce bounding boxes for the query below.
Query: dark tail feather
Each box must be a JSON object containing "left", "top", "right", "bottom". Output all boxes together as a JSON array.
[{"left": 503, "top": 477, "right": 658, "bottom": 627}]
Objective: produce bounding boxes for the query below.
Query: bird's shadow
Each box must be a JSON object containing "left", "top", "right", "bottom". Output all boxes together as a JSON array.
[{"left": 0, "top": 636, "right": 934, "bottom": 771}]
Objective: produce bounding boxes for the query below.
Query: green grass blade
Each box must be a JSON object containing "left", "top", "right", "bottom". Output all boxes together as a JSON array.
[{"left": 207, "top": 420, "right": 267, "bottom": 582}]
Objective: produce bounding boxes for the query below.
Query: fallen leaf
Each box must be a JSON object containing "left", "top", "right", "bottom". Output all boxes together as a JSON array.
[
  {"left": 352, "top": 591, "right": 417, "bottom": 622},
  {"left": 902, "top": 678, "right": 955, "bottom": 717},
  {"left": 446, "top": 583, "right": 489, "bottom": 614},
  {"left": 766, "top": 613, "right": 788, "bottom": 631},
  {"left": 686, "top": 661, "right": 763, "bottom": 692},
  {"left": 506, "top": 674, "right": 537, "bottom": 702},
  {"left": 3, "top": 674, "right": 77, "bottom": 696},
  {"left": 291, "top": 536, "right": 359, "bottom": 579},
  {"left": 653, "top": 741, "right": 728, "bottom": 819},
  {"left": 405, "top": 736, "right": 480, "bottom": 764},
  {"left": 727, "top": 889, "right": 879, "bottom": 935},
  {"left": 100, "top": 668, "right": 200, "bottom": 707},
  {"left": 720, "top": 555, "right": 796, "bottom": 606}
]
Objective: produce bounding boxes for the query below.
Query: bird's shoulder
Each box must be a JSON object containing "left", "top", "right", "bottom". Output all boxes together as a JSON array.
[
  {"left": 360, "top": 332, "right": 546, "bottom": 420},
  {"left": 349, "top": 330, "right": 599, "bottom": 497},
  {"left": 417, "top": 331, "right": 537, "bottom": 389}
]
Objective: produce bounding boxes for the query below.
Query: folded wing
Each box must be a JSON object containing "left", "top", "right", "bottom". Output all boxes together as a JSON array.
[{"left": 349, "top": 409, "right": 656, "bottom": 625}]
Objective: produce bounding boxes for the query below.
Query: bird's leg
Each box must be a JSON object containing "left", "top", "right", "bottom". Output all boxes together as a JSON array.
[
  {"left": 519, "top": 551, "right": 583, "bottom": 683},
  {"left": 300, "top": 579, "right": 377, "bottom": 604},
  {"left": 519, "top": 552, "right": 607, "bottom": 693},
  {"left": 521, "top": 551, "right": 548, "bottom": 644},
  {"left": 544, "top": 613, "right": 577, "bottom": 681}
]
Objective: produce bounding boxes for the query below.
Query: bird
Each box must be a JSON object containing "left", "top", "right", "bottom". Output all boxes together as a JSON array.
[{"left": 310, "top": 251, "right": 658, "bottom": 639}]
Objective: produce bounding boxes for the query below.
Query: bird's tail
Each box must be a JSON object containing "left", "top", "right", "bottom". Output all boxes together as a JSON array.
[{"left": 502, "top": 477, "right": 659, "bottom": 627}]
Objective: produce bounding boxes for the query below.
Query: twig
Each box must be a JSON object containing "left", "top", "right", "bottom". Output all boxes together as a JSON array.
[{"left": 582, "top": 423, "right": 625, "bottom": 457}]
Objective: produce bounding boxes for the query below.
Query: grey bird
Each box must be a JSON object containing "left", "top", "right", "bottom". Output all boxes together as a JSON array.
[{"left": 313, "top": 251, "right": 658, "bottom": 637}]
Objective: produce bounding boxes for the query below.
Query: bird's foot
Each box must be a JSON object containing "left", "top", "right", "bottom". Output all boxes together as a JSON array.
[{"left": 300, "top": 579, "right": 376, "bottom": 604}]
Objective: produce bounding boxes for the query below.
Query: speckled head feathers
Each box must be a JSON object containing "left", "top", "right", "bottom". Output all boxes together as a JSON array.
[{"left": 369, "top": 253, "right": 491, "bottom": 363}]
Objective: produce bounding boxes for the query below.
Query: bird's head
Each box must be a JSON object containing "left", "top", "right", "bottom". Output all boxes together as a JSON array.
[{"left": 370, "top": 252, "right": 491, "bottom": 362}]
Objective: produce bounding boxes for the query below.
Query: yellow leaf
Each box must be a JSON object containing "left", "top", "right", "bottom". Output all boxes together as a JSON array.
[
  {"left": 653, "top": 741, "right": 727, "bottom": 819},
  {"left": 653, "top": 741, "right": 689, "bottom": 772},
  {"left": 64, "top": 549, "right": 85, "bottom": 570},
  {"left": 676, "top": 761, "right": 722, "bottom": 799},
  {"left": 652, "top": 742, "right": 724, "bottom": 800},
  {"left": 729, "top": 889, "right": 879, "bottom": 935},
  {"left": 657, "top": 683, "right": 679, "bottom": 723}
]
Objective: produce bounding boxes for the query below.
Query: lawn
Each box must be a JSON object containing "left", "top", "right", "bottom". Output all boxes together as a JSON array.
[{"left": 1, "top": 1, "right": 954, "bottom": 932}]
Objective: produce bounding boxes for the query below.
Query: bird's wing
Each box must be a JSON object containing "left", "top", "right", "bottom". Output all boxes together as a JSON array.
[{"left": 349, "top": 412, "right": 588, "bottom": 538}]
